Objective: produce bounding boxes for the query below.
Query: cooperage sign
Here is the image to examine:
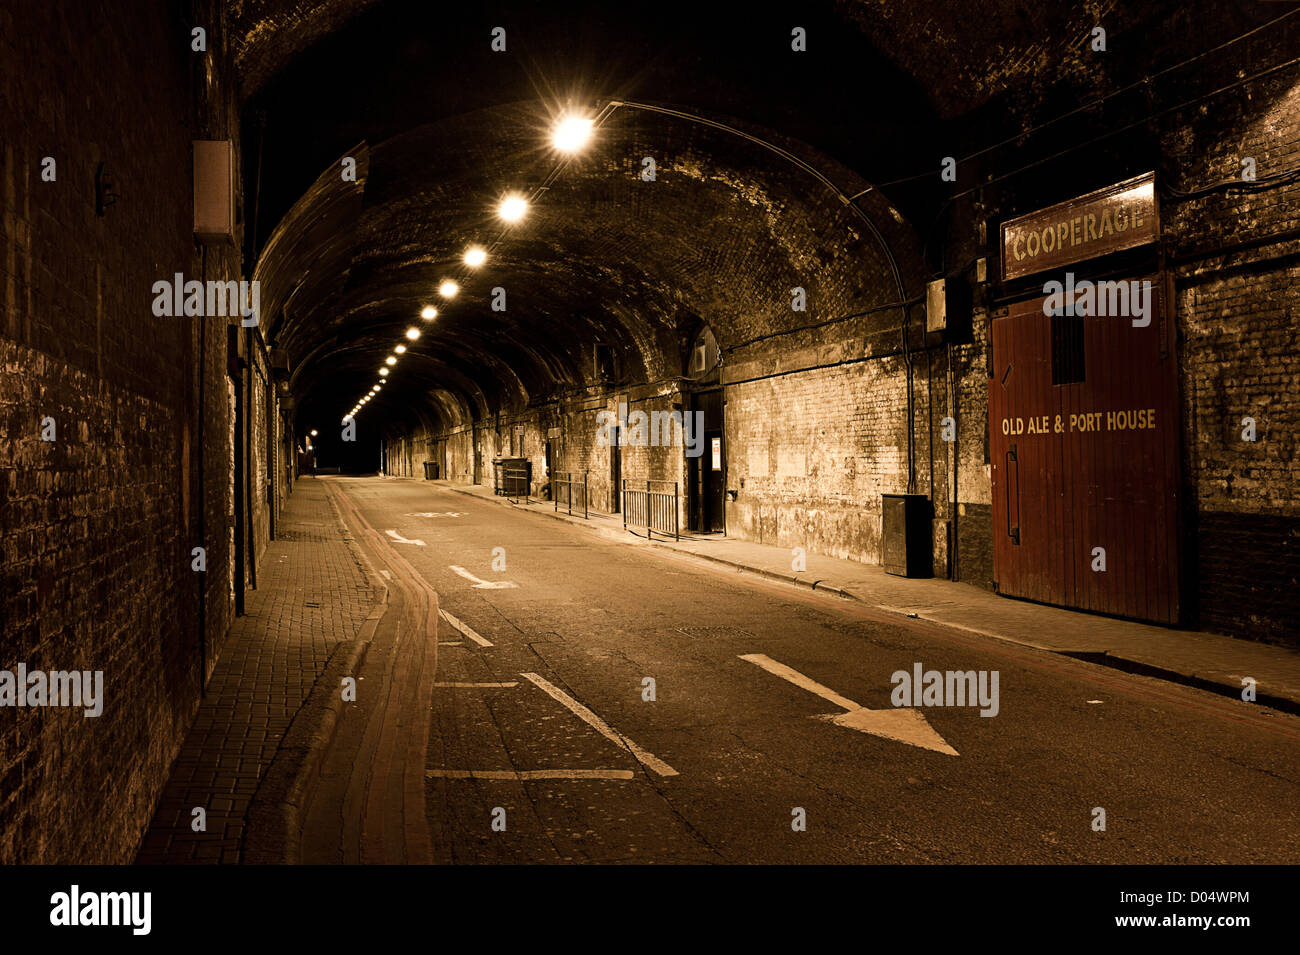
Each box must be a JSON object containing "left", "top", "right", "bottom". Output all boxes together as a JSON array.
[{"left": 1000, "top": 171, "right": 1159, "bottom": 281}]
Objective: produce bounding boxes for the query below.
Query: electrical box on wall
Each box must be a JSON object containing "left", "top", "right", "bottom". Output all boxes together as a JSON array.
[
  {"left": 194, "top": 140, "right": 235, "bottom": 244},
  {"left": 926, "top": 274, "right": 972, "bottom": 344},
  {"left": 881, "top": 493, "right": 933, "bottom": 578}
]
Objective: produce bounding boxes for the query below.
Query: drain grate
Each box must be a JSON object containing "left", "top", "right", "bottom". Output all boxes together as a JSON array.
[{"left": 674, "top": 626, "right": 754, "bottom": 638}]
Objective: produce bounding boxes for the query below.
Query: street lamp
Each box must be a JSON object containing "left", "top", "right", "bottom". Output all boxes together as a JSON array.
[
  {"left": 498, "top": 194, "right": 528, "bottom": 223},
  {"left": 552, "top": 114, "right": 594, "bottom": 153}
]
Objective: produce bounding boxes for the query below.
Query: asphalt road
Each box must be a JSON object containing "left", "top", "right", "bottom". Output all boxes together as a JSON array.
[{"left": 333, "top": 476, "right": 1300, "bottom": 864}]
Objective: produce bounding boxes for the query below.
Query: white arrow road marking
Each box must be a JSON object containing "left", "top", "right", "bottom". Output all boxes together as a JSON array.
[
  {"left": 385, "top": 529, "right": 426, "bottom": 546},
  {"left": 407, "top": 512, "right": 462, "bottom": 518},
  {"left": 739, "top": 653, "right": 958, "bottom": 756},
  {"left": 448, "top": 565, "right": 517, "bottom": 589},
  {"left": 438, "top": 608, "right": 493, "bottom": 647},
  {"left": 521, "top": 672, "right": 679, "bottom": 777},
  {"left": 426, "top": 769, "right": 635, "bottom": 781}
]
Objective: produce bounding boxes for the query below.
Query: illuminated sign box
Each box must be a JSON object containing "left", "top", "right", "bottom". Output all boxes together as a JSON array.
[{"left": 1000, "top": 171, "right": 1158, "bottom": 281}]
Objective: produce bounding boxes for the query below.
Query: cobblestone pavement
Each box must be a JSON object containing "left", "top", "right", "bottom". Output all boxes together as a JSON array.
[{"left": 135, "top": 478, "right": 378, "bottom": 863}]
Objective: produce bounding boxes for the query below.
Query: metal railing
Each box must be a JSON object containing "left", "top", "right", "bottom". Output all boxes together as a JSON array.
[
  {"left": 553, "top": 471, "right": 589, "bottom": 519},
  {"left": 622, "top": 479, "right": 679, "bottom": 541}
]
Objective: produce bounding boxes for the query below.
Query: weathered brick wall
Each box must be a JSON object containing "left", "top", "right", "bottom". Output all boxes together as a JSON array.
[
  {"left": 728, "top": 361, "right": 910, "bottom": 563},
  {"left": 1167, "top": 65, "right": 1300, "bottom": 643},
  {"left": 0, "top": 341, "right": 195, "bottom": 864},
  {"left": 0, "top": 0, "right": 246, "bottom": 860}
]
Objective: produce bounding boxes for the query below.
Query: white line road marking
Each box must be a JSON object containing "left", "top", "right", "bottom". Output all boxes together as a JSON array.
[
  {"left": 385, "top": 529, "right": 426, "bottom": 546},
  {"left": 426, "top": 769, "right": 635, "bottom": 781},
  {"left": 433, "top": 681, "right": 519, "bottom": 688},
  {"left": 448, "top": 565, "right": 517, "bottom": 589},
  {"left": 438, "top": 608, "right": 493, "bottom": 647},
  {"left": 738, "top": 653, "right": 959, "bottom": 756},
  {"left": 438, "top": 641, "right": 464, "bottom": 647},
  {"left": 380, "top": 569, "right": 393, "bottom": 580},
  {"left": 407, "top": 512, "right": 462, "bottom": 518},
  {"left": 520, "top": 672, "right": 679, "bottom": 777}
]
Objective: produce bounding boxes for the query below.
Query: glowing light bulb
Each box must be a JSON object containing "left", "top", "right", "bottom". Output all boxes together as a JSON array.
[{"left": 498, "top": 194, "right": 528, "bottom": 223}]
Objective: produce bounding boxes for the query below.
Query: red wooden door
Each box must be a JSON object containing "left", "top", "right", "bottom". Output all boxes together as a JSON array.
[{"left": 988, "top": 275, "right": 1181, "bottom": 624}]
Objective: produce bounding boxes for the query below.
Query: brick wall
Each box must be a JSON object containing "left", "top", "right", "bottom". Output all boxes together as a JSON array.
[
  {"left": 0, "top": 0, "right": 247, "bottom": 861},
  {"left": 1166, "top": 64, "right": 1300, "bottom": 644}
]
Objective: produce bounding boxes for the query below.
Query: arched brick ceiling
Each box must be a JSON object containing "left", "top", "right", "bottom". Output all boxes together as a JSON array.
[
  {"left": 261, "top": 100, "right": 924, "bottom": 435},
  {"left": 238, "top": 0, "right": 942, "bottom": 244},
  {"left": 231, "top": 0, "right": 1201, "bottom": 118}
]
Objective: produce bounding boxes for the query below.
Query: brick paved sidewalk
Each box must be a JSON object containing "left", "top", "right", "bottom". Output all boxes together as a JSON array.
[{"left": 134, "top": 478, "right": 379, "bottom": 864}]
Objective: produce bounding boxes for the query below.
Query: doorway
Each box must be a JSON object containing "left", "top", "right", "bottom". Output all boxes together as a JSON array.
[
  {"left": 686, "top": 389, "right": 725, "bottom": 533},
  {"left": 610, "top": 426, "right": 621, "bottom": 513},
  {"left": 988, "top": 275, "right": 1181, "bottom": 624},
  {"left": 544, "top": 439, "right": 554, "bottom": 500}
]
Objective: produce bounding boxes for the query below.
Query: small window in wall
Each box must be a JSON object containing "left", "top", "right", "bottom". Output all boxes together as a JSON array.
[{"left": 1050, "top": 313, "right": 1085, "bottom": 385}]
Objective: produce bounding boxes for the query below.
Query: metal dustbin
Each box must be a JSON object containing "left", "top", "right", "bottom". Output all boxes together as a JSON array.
[
  {"left": 881, "top": 493, "right": 932, "bottom": 577},
  {"left": 493, "top": 457, "right": 531, "bottom": 496},
  {"left": 422, "top": 461, "right": 439, "bottom": 480}
]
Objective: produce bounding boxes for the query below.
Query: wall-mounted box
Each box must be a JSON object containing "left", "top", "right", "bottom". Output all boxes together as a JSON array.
[
  {"left": 926, "top": 274, "right": 972, "bottom": 343},
  {"left": 194, "top": 140, "right": 235, "bottom": 244}
]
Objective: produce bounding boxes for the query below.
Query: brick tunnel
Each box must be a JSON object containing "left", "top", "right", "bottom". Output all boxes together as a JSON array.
[{"left": 2, "top": 0, "right": 1299, "bottom": 894}]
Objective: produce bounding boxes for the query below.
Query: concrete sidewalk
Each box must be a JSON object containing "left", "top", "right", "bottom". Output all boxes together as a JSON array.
[{"left": 429, "top": 477, "right": 1300, "bottom": 713}]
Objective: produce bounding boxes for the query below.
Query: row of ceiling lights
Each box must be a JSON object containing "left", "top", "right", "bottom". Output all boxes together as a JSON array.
[{"left": 339, "top": 113, "right": 596, "bottom": 427}]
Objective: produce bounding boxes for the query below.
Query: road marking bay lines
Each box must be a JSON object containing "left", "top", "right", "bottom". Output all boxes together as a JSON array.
[
  {"left": 438, "top": 608, "right": 493, "bottom": 647},
  {"left": 520, "top": 672, "right": 679, "bottom": 777}
]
